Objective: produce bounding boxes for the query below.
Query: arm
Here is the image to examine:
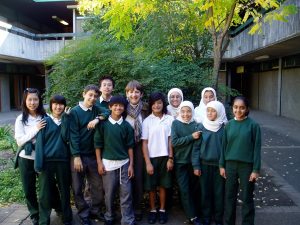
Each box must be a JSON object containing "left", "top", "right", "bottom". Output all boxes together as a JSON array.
[
  {"left": 14, "top": 116, "right": 46, "bottom": 147},
  {"left": 171, "top": 121, "right": 195, "bottom": 147},
  {"left": 128, "top": 148, "right": 134, "bottom": 178},
  {"left": 95, "top": 147, "right": 105, "bottom": 175},
  {"left": 250, "top": 123, "right": 262, "bottom": 181},
  {"left": 219, "top": 127, "right": 227, "bottom": 179},
  {"left": 34, "top": 128, "right": 45, "bottom": 172},
  {"left": 61, "top": 112, "right": 70, "bottom": 143},
  {"left": 192, "top": 138, "right": 202, "bottom": 176},
  {"left": 167, "top": 136, "right": 174, "bottom": 171},
  {"left": 142, "top": 139, "right": 154, "bottom": 175}
]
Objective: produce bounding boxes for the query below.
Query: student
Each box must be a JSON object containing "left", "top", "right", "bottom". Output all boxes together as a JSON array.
[
  {"left": 219, "top": 96, "right": 261, "bottom": 225},
  {"left": 125, "top": 80, "right": 149, "bottom": 221},
  {"left": 14, "top": 88, "right": 60, "bottom": 225},
  {"left": 194, "top": 87, "right": 218, "bottom": 123},
  {"left": 35, "top": 95, "right": 73, "bottom": 225},
  {"left": 167, "top": 88, "right": 183, "bottom": 118},
  {"left": 69, "top": 84, "right": 109, "bottom": 225},
  {"left": 95, "top": 75, "right": 115, "bottom": 109},
  {"left": 95, "top": 95, "right": 136, "bottom": 225},
  {"left": 142, "top": 92, "right": 174, "bottom": 224},
  {"left": 192, "top": 100, "right": 227, "bottom": 225},
  {"left": 171, "top": 101, "right": 201, "bottom": 225}
]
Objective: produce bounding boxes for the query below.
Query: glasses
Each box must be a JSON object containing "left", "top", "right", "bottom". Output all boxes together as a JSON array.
[{"left": 24, "top": 88, "right": 39, "bottom": 94}]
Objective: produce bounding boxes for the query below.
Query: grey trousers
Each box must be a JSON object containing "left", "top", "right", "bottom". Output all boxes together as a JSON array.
[
  {"left": 71, "top": 155, "right": 104, "bottom": 219},
  {"left": 102, "top": 162, "right": 135, "bottom": 225}
]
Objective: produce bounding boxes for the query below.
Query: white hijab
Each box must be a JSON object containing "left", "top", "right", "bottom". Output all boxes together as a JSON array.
[
  {"left": 194, "top": 87, "right": 217, "bottom": 123},
  {"left": 176, "top": 101, "right": 195, "bottom": 124},
  {"left": 167, "top": 88, "right": 183, "bottom": 118},
  {"left": 203, "top": 100, "right": 227, "bottom": 132}
]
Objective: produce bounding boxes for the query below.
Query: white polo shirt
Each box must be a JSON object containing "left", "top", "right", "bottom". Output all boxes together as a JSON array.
[{"left": 141, "top": 113, "right": 174, "bottom": 158}]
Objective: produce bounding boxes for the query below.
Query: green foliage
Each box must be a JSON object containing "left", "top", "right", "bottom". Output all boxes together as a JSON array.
[
  {"left": 0, "top": 165, "right": 24, "bottom": 206},
  {"left": 0, "top": 125, "right": 17, "bottom": 153}
]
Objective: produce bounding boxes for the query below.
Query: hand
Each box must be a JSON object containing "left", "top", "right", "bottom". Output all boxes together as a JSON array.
[
  {"left": 146, "top": 162, "right": 154, "bottom": 175},
  {"left": 74, "top": 157, "right": 83, "bottom": 172},
  {"left": 64, "top": 106, "right": 72, "bottom": 114},
  {"left": 36, "top": 119, "right": 46, "bottom": 131},
  {"left": 98, "top": 116, "right": 105, "bottom": 120},
  {"left": 192, "top": 131, "right": 201, "bottom": 139},
  {"left": 128, "top": 164, "right": 134, "bottom": 179},
  {"left": 87, "top": 119, "right": 99, "bottom": 130},
  {"left": 249, "top": 172, "right": 259, "bottom": 182},
  {"left": 194, "top": 169, "right": 201, "bottom": 176},
  {"left": 167, "top": 159, "right": 173, "bottom": 171},
  {"left": 220, "top": 168, "right": 226, "bottom": 179},
  {"left": 97, "top": 161, "right": 106, "bottom": 175}
]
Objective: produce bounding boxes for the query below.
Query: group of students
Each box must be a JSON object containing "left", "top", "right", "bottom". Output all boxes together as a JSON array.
[{"left": 14, "top": 76, "right": 261, "bottom": 225}]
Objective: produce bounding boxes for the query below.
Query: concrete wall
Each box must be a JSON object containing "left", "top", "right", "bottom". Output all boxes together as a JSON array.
[
  {"left": 281, "top": 68, "right": 300, "bottom": 120},
  {"left": 249, "top": 72, "right": 259, "bottom": 109},
  {"left": 224, "top": 0, "right": 300, "bottom": 59},
  {"left": 0, "top": 74, "right": 10, "bottom": 112}
]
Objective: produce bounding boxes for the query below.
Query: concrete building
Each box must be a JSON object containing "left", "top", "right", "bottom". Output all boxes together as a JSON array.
[
  {"left": 0, "top": 0, "right": 85, "bottom": 112},
  {"left": 224, "top": 0, "right": 300, "bottom": 121}
]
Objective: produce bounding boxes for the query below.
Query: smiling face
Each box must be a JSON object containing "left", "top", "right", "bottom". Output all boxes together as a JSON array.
[
  {"left": 203, "top": 90, "right": 215, "bottom": 105},
  {"left": 100, "top": 79, "right": 114, "bottom": 98},
  {"left": 151, "top": 99, "right": 164, "bottom": 117},
  {"left": 169, "top": 91, "right": 182, "bottom": 108},
  {"left": 51, "top": 103, "right": 65, "bottom": 118},
  {"left": 82, "top": 90, "right": 99, "bottom": 108},
  {"left": 126, "top": 88, "right": 143, "bottom": 105},
  {"left": 109, "top": 103, "right": 125, "bottom": 120},
  {"left": 232, "top": 99, "right": 248, "bottom": 120},
  {"left": 26, "top": 93, "right": 40, "bottom": 115},
  {"left": 180, "top": 106, "right": 192, "bottom": 123},
  {"left": 206, "top": 107, "right": 218, "bottom": 121}
]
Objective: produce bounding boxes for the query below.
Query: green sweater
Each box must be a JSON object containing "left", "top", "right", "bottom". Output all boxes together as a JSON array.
[
  {"left": 95, "top": 99, "right": 109, "bottom": 109},
  {"left": 69, "top": 105, "right": 109, "bottom": 156},
  {"left": 192, "top": 124, "right": 224, "bottom": 170},
  {"left": 171, "top": 120, "right": 198, "bottom": 164},
  {"left": 219, "top": 117, "right": 261, "bottom": 172},
  {"left": 35, "top": 114, "right": 70, "bottom": 172},
  {"left": 94, "top": 119, "right": 134, "bottom": 160}
]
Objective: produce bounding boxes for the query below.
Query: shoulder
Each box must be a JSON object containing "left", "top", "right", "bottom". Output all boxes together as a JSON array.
[{"left": 16, "top": 114, "right": 23, "bottom": 121}]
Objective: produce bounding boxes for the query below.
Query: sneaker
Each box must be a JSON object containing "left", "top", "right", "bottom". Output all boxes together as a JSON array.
[
  {"left": 31, "top": 217, "right": 39, "bottom": 225},
  {"left": 147, "top": 211, "right": 157, "bottom": 224},
  {"left": 158, "top": 211, "right": 167, "bottom": 224},
  {"left": 190, "top": 217, "right": 201, "bottom": 225},
  {"left": 104, "top": 220, "right": 114, "bottom": 225},
  {"left": 80, "top": 217, "right": 91, "bottom": 225},
  {"left": 90, "top": 212, "right": 105, "bottom": 221}
]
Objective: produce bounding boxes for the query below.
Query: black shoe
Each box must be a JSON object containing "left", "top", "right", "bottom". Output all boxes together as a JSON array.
[
  {"left": 31, "top": 217, "right": 39, "bottom": 225},
  {"left": 158, "top": 211, "right": 167, "bottom": 224},
  {"left": 202, "top": 218, "right": 210, "bottom": 225},
  {"left": 147, "top": 211, "right": 157, "bottom": 224},
  {"left": 104, "top": 220, "right": 114, "bottom": 225},
  {"left": 64, "top": 221, "right": 73, "bottom": 225},
  {"left": 90, "top": 212, "right": 105, "bottom": 221},
  {"left": 135, "top": 213, "right": 143, "bottom": 221},
  {"left": 80, "top": 217, "right": 91, "bottom": 225}
]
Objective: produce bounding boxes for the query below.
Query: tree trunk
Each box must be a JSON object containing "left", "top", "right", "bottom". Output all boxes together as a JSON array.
[{"left": 212, "top": 37, "right": 222, "bottom": 91}]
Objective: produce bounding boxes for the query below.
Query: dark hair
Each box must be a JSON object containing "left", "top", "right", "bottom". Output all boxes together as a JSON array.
[
  {"left": 21, "top": 88, "right": 46, "bottom": 125},
  {"left": 148, "top": 92, "right": 167, "bottom": 115},
  {"left": 125, "top": 80, "right": 144, "bottom": 94},
  {"left": 49, "top": 95, "right": 67, "bottom": 112},
  {"left": 108, "top": 95, "right": 128, "bottom": 119},
  {"left": 99, "top": 75, "right": 115, "bottom": 88},
  {"left": 84, "top": 84, "right": 100, "bottom": 95},
  {"left": 233, "top": 96, "right": 250, "bottom": 116}
]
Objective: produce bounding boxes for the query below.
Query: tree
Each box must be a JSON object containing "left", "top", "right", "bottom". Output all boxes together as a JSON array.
[{"left": 78, "top": 0, "right": 297, "bottom": 90}]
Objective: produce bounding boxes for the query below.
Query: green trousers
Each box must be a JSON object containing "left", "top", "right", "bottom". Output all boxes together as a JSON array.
[
  {"left": 38, "top": 161, "right": 73, "bottom": 225},
  {"left": 224, "top": 161, "right": 255, "bottom": 225},
  {"left": 175, "top": 163, "right": 198, "bottom": 219},
  {"left": 199, "top": 163, "right": 225, "bottom": 223},
  {"left": 18, "top": 157, "right": 39, "bottom": 220}
]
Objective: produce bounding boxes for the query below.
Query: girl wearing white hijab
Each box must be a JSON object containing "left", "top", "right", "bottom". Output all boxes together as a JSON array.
[
  {"left": 167, "top": 88, "right": 183, "bottom": 118},
  {"left": 192, "top": 100, "right": 225, "bottom": 225},
  {"left": 194, "top": 87, "right": 217, "bottom": 123},
  {"left": 171, "top": 101, "right": 201, "bottom": 224}
]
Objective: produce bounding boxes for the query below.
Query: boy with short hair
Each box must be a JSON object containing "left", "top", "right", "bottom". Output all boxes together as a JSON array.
[
  {"left": 96, "top": 75, "right": 115, "bottom": 109},
  {"left": 95, "top": 95, "right": 136, "bottom": 225},
  {"left": 69, "top": 84, "right": 109, "bottom": 225},
  {"left": 125, "top": 80, "right": 149, "bottom": 221}
]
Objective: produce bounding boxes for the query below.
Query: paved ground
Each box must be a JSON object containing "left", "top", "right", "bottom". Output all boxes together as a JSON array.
[{"left": 1, "top": 110, "right": 300, "bottom": 225}]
